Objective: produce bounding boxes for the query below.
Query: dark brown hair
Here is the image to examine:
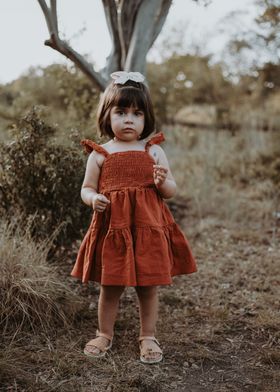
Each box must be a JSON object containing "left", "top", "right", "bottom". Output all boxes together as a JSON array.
[{"left": 96, "top": 80, "right": 155, "bottom": 140}]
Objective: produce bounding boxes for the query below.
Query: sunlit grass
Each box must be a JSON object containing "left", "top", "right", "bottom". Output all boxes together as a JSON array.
[{"left": 164, "top": 125, "right": 279, "bottom": 228}]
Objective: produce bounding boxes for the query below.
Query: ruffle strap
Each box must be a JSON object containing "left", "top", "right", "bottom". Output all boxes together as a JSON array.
[
  {"left": 81, "top": 139, "right": 109, "bottom": 157},
  {"left": 145, "top": 132, "right": 165, "bottom": 151}
]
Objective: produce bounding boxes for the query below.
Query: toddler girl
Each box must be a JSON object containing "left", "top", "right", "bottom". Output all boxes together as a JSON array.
[{"left": 71, "top": 71, "right": 197, "bottom": 364}]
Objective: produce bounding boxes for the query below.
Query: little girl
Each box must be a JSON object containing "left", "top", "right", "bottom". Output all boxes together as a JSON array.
[{"left": 71, "top": 71, "right": 197, "bottom": 364}]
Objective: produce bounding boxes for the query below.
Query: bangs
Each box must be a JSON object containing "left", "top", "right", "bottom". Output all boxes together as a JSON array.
[{"left": 111, "top": 86, "right": 146, "bottom": 110}]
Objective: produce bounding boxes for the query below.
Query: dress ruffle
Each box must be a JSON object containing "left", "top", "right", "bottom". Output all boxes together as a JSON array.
[
  {"left": 81, "top": 139, "right": 109, "bottom": 156},
  {"left": 73, "top": 221, "right": 196, "bottom": 286},
  {"left": 145, "top": 132, "right": 165, "bottom": 150},
  {"left": 72, "top": 187, "right": 197, "bottom": 285}
]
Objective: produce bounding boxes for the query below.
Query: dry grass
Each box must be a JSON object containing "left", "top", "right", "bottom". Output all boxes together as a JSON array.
[
  {"left": 0, "top": 219, "right": 83, "bottom": 390},
  {"left": 1, "top": 127, "right": 280, "bottom": 391},
  {"left": 165, "top": 126, "right": 279, "bottom": 229},
  {"left": 0, "top": 219, "right": 81, "bottom": 336}
]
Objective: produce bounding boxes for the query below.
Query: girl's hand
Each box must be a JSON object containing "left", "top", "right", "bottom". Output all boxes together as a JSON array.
[
  {"left": 153, "top": 164, "right": 168, "bottom": 187},
  {"left": 92, "top": 194, "right": 110, "bottom": 212}
]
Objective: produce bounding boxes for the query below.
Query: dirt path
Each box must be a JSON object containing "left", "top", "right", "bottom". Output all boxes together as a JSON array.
[
  {"left": 2, "top": 215, "right": 279, "bottom": 392},
  {"left": 48, "top": 217, "right": 279, "bottom": 392}
]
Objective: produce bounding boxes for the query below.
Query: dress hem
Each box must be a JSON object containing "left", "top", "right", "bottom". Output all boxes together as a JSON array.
[{"left": 71, "top": 269, "right": 197, "bottom": 286}]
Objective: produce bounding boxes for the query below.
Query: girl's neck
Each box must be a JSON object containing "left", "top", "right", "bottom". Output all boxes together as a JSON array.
[
  {"left": 113, "top": 137, "right": 141, "bottom": 145},
  {"left": 107, "top": 137, "right": 145, "bottom": 153}
]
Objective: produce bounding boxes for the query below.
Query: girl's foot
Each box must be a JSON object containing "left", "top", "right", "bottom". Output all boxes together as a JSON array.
[
  {"left": 139, "top": 336, "right": 163, "bottom": 364},
  {"left": 84, "top": 330, "right": 113, "bottom": 358}
]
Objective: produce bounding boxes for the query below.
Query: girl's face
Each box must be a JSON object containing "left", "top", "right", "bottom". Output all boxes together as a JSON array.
[{"left": 110, "top": 105, "right": 145, "bottom": 142}]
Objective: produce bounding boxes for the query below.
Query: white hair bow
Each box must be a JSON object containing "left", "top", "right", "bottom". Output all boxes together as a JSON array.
[{"left": 110, "top": 71, "right": 145, "bottom": 85}]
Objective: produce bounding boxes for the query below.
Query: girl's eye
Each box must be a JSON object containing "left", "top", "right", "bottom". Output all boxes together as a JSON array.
[{"left": 135, "top": 111, "right": 144, "bottom": 116}]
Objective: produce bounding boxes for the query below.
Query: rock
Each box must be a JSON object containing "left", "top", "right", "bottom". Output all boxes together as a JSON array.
[
  {"left": 191, "top": 363, "right": 200, "bottom": 369},
  {"left": 174, "top": 104, "right": 217, "bottom": 127}
]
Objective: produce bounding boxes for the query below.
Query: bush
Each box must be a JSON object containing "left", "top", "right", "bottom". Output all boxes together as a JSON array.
[
  {"left": 0, "top": 107, "right": 90, "bottom": 244},
  {"left": 0, "top": 64, "right": 100, "bottom": 134},
  {"left": 0, "top": 219, "right": 82, "bottom": 336}
]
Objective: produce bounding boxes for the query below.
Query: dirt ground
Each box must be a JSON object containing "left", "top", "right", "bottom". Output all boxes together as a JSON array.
[
  {"left": 72, "top": 218, "right": 280, "bottom": 392},
  {"left": 1, "top": 207, "right": 280, "bottom": 392}
]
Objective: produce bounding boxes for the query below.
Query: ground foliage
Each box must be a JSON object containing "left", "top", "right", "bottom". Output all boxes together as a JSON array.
[
  {"left": 1, "top": 209, "right": 279, "bottom": 391},
  {"left": 0, "top": 107, "right": 89, "bottom": 245}
]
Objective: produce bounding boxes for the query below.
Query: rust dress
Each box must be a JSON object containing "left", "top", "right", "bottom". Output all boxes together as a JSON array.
[{"left": 71, "top": 132, "right": 197, "bottom": 286}]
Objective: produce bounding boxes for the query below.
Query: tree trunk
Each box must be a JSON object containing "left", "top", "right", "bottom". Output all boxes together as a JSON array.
[{"left": 37, "top": 0, "right": 172, "bottom": 91}]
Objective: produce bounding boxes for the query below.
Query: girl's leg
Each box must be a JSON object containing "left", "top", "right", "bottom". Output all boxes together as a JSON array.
[
  {"left": 98, "top": 285, "right": 125, "bottom": 335},
  {"left": 85, "top": 285, "right": 125, "bottom": 355},
  {"left": 135, "top": 286, "right": 159, "bottom": 336},
  {"left": 135, "top": 286, "right": 162, "bottom": 361}
]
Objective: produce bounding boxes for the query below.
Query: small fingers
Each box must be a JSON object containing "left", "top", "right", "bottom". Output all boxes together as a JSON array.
[
  {"left": 96, "top": 194, "right": 110, "bottom": 204},
  {"left": 93, "top": 194, "right": 110, "bottom": 212},
  {"left": 154, "top": 172, "right": 167, "bottom": 186},
  {"left": 153, "top": 167, "right": 168, "bottom": 179},
  {"left": 95, "top": 203, "right": 106, "bottom": 212},
  {"left": 153, "top": 165, "right": 168, "bottom": 174},
  {"left": 153, "top": 166, "right": 168, "bottom": 184}
]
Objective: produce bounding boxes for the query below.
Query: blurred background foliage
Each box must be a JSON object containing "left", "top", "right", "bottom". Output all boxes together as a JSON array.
[{"left": 0, "top": 0, "right": 279, "bottom": 245}]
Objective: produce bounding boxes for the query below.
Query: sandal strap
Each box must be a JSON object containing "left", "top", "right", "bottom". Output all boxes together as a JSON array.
[
  {"left": 85, "top": 339, "right": 108, "bottom": 353},
  {"left": 139, "top": 336, "right": 163, "bottom": 354},
  {"left": 139, "top": 336, "right": 160, "bottom": 345},
  {"left": 85, "top": 330, "right": 113, "bottom": 353},
  {"left": 96, "top": 329, "right": 113, "bottom": 342}
]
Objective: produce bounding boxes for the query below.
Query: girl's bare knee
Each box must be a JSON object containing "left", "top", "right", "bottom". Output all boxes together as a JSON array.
[
  {"left": 135, "top": 285, "right": 158, "bottom": 298},
  {"left": 101, "top": 285, "right": 125, "bottom": 300}
]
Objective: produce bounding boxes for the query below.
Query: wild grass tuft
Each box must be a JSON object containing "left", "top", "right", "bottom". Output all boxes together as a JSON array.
[{"left": 0, "top": 218, "right": 81, "bottom": 338}]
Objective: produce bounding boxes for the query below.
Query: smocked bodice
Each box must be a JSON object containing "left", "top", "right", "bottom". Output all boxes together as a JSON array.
[
  {"left": 98, "top": 151, "right": 155, "bottom": 193},
  {"left": 80, "top": 132, "right": 166, "bottom": 193}
]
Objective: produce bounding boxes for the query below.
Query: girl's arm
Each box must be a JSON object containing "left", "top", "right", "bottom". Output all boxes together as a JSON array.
[
  {"left": 81, "top": 152, "right": 110, "bottom": 211},
  {"left": 151, "top": 145, "right": 177, "bottom": 199}
]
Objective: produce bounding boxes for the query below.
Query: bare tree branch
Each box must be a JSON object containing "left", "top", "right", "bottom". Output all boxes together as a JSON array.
[
  {"left": 38, "top": 0, "right": 56, "bottom": 35},
  {"left": 117, "top": 0, "right": 126, "bottom": 68},
  {"left": 50, "top": 0, "right": 59, "bottom": 36},
  {"left": 37, "top": 0, "right": 107, "bottom": 90},
  {"left": 101, "top": 0, "right": 122, "bottom": 77},
  {"left": 46, "top": 37, "right": 108, "bottom": 90}
]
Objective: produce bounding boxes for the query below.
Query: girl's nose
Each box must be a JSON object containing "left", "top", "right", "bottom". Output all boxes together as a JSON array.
[{"left": 124, "top": 113, "right": 133, "bottom": 123}]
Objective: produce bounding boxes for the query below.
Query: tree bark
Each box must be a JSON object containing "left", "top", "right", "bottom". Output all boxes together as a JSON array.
[
  {"left": 125, "top": 0, "right": 172, "bottom": 74},
  {"left": 37, "top": 0, "right": 172, "bottom": 90},
  {"left": 101, "top": 0, "right": 122, "bottom": 77}
]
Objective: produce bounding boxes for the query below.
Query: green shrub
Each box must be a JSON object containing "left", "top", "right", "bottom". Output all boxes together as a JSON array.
[{"left": 0, "top": 107, "right": 90, "bottom": 244}]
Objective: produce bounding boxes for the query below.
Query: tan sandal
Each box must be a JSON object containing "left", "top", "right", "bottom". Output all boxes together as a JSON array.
[
  {"left": 84, "top": 330, "right": 113, "bottom": 358},
  {"left": 139, "top": 336, "right": 163, "bottom": 364}
]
